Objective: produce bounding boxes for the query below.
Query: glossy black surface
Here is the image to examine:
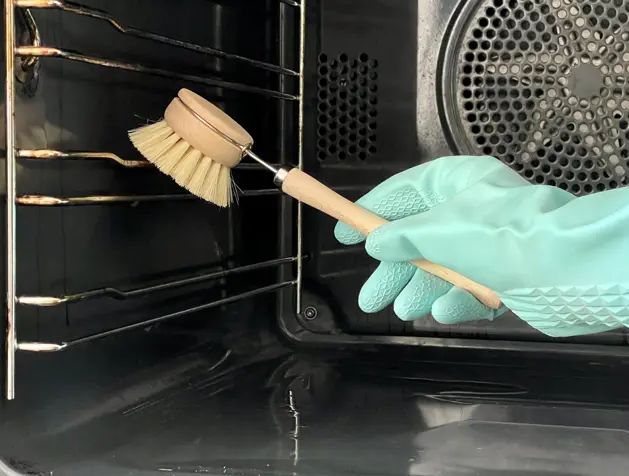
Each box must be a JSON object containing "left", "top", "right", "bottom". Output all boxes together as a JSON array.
[
  {"left": 289, "top": 0, "right": 629, "bottom": 345},
  {"left": 4, "top": 338, "right": 629, "bottom": 476},
  {"left": 3, "top": 1, "right": 629, "bottom": 475}
]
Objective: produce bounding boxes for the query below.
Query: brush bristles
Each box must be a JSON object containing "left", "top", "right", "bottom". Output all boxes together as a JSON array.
[{"left": 129, "top": 120, "right": 235, "bottom": 207}]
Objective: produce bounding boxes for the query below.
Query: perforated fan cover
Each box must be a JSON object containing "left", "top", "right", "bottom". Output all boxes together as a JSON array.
[{"left": 442, "top": 0, "right": 629, "bottom": 195}]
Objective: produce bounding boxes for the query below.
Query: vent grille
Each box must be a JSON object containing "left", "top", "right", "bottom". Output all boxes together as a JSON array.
[
  {"left": 316, "top": 53, "right": 378, "bottom": 161},
  {"left": 444, "top": 0, "right": 629, "bottom": 195}
]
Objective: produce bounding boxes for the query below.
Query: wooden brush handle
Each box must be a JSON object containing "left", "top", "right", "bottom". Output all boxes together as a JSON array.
[{"left": 281, "top": 168, "right": 502, "bottom": 310}]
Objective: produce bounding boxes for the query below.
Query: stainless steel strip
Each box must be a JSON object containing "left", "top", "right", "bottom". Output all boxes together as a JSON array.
[
  {"left": 18, "top": 257, "right": 297, "bottom": 306},
  {"left": 17, "top": 281, "right": 296, "bottom": 352},
  {"left": 15, "top": 0, "right": 299, "bottom": 77},
  {"left": 18, "top": 149, "right": 281, "bottom": 170},
  {"left": 16, "top": 189, "right": 282, "bottom": 205},
  {"left": 296, "top": 0, "right": 306, "bottom": 315},
  {"left": 5, "top": 0, "right": 17, "bottom": 401},
  {"left": 17, "top": 342, "right": 65, "bottom": 352},
  {"left": 178, "top": 99, "right": 281, "bottom": 175},
  {"left": 236, "top": 162, "right": 282, "bottom": 170},
  {"left": 279, "top": 0, "right": 301, "bottom": 6},
  {"left": 18, "top": 149, "right": 149, "bottom": 167},
  {"left": 16, "top": 46, "right": 299, "bottom": 101},
  {"left": 245, "top": 150, "right": 280, "bottom": 174},
  {"left": 177, "top": 99, "right": 281, "bottom": 176},
  {"left": 17, "top": 194, "right": 197, "bottom": 205},
  {"left": 18, "top": 8, "right": 39, "bottom": 70}
]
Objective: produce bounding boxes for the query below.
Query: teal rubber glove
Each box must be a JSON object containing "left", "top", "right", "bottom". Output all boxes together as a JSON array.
[
  {"left": 334, "top": 156, "right": 508, "bottom": 327},
  {"left": 335, "top": 156, "right": 629, "bottom": 337}
]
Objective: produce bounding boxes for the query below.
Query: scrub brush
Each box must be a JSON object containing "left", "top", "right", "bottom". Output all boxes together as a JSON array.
[
  {"left": 128, "top": 88, "right": 502, "bottom": 309},
  {"left": 129, "top": 90, "right": 252, "bottom": 207}
]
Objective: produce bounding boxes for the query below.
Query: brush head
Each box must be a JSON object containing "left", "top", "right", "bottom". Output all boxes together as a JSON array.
[
  {"left": 164, "top": 89, "right": 253, "bottom": 168},
  {"left": 129, "top": 89, "right": 253, "bottom": 207},
  {"left": 128, "top": 89, "right": 254, "bottom": 207}
]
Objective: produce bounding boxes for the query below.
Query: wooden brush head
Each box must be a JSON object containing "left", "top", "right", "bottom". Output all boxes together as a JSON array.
[{"left": 164, "top": 89, "right": 254, "bottom": 169}]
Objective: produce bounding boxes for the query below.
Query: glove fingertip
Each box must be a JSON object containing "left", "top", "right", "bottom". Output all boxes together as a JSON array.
[
  {"left": 334, "top": 221, "right": 365, "bottom": 245},
  {"left": 432, "top": 287, "right": 495, "bottom": 325},
  {"left": 393, "top": 270, "right": 451, "bottom": 321},
  {"left": 358, "top": 262, "right": 415, "bottom": 313},
  {"left": 394, "top": 296, "right": 429, "bottom": 322},
  {"left": 358, "top": 293, "right": 382, "bottom": 314}
]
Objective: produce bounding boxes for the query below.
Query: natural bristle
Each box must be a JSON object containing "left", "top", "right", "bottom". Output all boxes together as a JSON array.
[{"left": 128, "top": 120, "right": 235, "bottom": 207}]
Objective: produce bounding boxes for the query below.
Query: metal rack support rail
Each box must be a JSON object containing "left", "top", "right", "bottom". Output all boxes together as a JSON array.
[
  {"left": 16, "top": 189, "right": 281, "bottom": 206},
  {"left": 5, "top": 0, "right": 306, "bottom": 399},
  {"left": 296, "top": 0, "right": 306, "bottom": 314},
  {"left": 5, "top": 0, "right": 17, "bottom": 401},
  {"left": 17, "top": 281, "right": 296, "bottom": 353},
  {"left": 18, "top": 149, "right": 281, "bottom": 170},
  {"left": 15, "top": 0, "right": 299, "bottom": 77},
  {"left": 19, "top": 149, "right": 149, "bottom": 167},
  {"left": 18, "top": 257, "right": 297, "bottom": 307},
  {"left": 16, "top": 46, "right": 298, "bottom": 101}
]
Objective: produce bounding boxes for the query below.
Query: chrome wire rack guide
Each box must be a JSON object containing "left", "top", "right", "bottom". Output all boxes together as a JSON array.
[{"left": 4, "top": 0, "right": 306, "bottom": 400}]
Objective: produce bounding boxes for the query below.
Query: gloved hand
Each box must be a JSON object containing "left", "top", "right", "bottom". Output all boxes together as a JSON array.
[{"left": 334, "top": 156, "right": 629, "bottom": 337}]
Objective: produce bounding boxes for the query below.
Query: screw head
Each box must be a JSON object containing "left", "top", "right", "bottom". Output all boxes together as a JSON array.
[{"left": 304, "top": 306, "right": 318, "bottom": 320}]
